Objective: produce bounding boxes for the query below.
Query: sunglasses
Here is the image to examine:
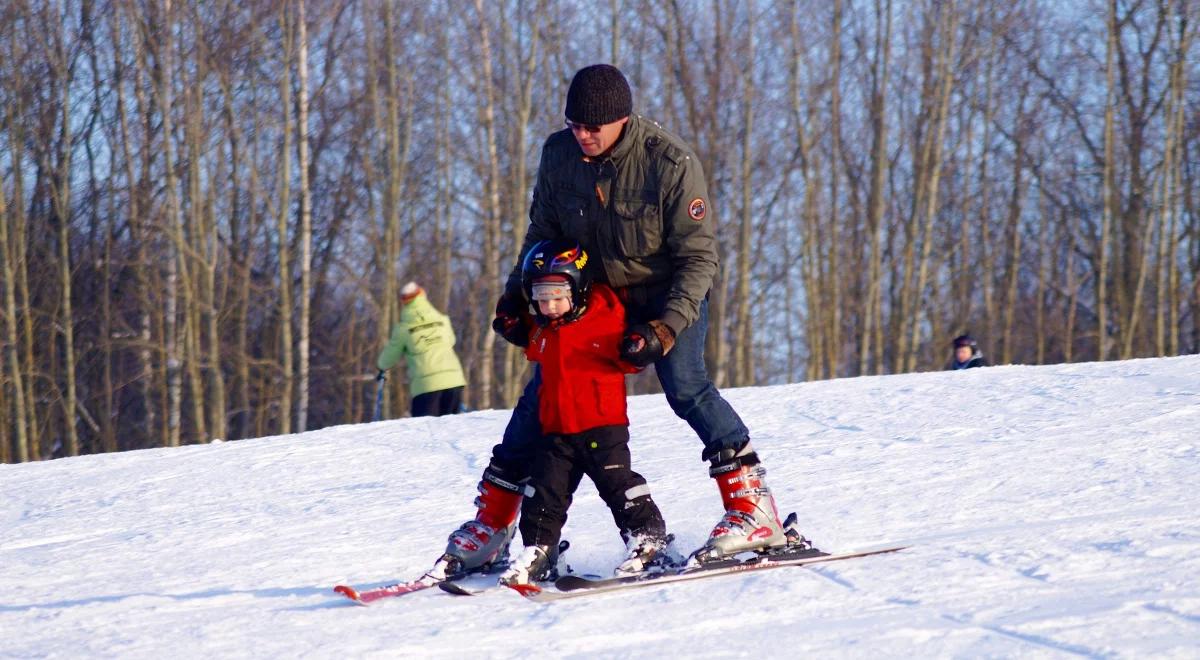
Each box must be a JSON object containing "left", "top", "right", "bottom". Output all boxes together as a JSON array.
[{"left": 564, "top": 119, "right": 603, "bottom": 134}]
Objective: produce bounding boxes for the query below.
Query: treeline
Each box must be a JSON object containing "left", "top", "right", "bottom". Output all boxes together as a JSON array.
[{"left": 1, "top": 0, "right": 1197, "bottom": 462}]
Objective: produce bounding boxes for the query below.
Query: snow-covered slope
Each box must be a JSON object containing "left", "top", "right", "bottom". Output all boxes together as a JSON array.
[{"left": 3, "top": 356, "right": 1199, "bottom": 658}]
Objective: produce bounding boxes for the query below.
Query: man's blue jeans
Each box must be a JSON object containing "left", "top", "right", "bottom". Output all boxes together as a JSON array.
[{"left": 493, "top": 300, "right": 749, "bottom": 472}]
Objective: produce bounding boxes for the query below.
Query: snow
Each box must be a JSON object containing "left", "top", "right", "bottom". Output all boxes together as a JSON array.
[{"left": 3, "top": 356, "right": 1199, "bottom": 658}]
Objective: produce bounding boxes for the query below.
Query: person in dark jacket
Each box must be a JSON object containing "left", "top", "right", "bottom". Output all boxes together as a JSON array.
[
  {"left": 497, "top": 240, "right": 668, "bottom": 586},
  {"left": 948, "top": 334, "right": 988, "bottom": 370},
  {"left": 427, "top": 63, "right": 801, "bottom": 583}
]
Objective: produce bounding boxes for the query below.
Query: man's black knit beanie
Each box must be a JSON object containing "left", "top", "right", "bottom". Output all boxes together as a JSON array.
[{"left": 564, "top": 64, "right": 632, "bottom": 125}]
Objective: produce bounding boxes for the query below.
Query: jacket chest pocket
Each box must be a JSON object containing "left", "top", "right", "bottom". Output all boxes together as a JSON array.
[
  {"left": 612, "top": 197, "right": 662, "bottom": 257},
  {"left": 554, "top": 187, "right": 592, "bottom": 238}
]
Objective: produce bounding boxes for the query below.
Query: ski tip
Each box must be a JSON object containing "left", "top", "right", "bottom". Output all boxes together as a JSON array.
[
  {"left": 333, "top": 585, "right": 365, "bottom": 605},
  {"left": 438, "top": 580, "right": 478, "bottom": 596},
  {"left": 507, "top": 583, "right": 543, "bottom": 597}
]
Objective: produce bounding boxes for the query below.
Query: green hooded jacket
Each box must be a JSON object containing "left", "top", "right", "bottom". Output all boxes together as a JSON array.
[{"left": 376, "top": 293, "right": 466, "bottom": 396}]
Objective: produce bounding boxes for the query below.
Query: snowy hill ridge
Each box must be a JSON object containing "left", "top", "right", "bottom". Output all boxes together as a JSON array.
[{"left": 3, "top": 356, "right": 1199, "bottom": 658}]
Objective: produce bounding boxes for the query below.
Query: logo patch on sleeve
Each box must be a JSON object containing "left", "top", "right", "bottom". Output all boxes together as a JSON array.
[{"left": 688, "top": 198, "right": 707, "bottom": 221}]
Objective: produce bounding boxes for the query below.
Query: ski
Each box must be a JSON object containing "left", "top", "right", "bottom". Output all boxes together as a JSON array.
[
  {"left": 521, "top": 544, "right": 907, "bottom": 602},
  {"left": 436, "top": 573, "right": 511, "bottom": 597},
  {"left": 555, "top": 545, "right": 827, "bottom": 591},
  {"left": 437, "top": 539, "right": 573, "bottom": 597},
  {"left": 333, "top": 577, "right": 442, "bottom": 605},
  {"left": 438, "top": 581, "right": 538, "bottom": 597},
  {"left": 334, "top": 553, "right": 512, "bottom": 605}
]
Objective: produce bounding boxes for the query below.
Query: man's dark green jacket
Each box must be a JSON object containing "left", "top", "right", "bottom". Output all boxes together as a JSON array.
[{"left": 505, "top": 116, "right": 718, "bottom": 335}]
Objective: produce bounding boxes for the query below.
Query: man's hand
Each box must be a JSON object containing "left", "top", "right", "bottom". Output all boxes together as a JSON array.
[
  {"left": 492, "top": 290, "right": 530, "bottom": 347},
  {"left": 620, "top": 320, "right": 676, "bottom": 367}
]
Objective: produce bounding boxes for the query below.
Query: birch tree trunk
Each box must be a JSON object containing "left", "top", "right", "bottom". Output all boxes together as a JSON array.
[
  {"left": 296, "top": 0, "right": 313, "bottom": 432},
  {"left": 117, "top": 4, "right": 157, "bottom": 447},
  {"left": 501, "top": 2, "right": 542, "bottom": 405},
  {"left": 1034, "top": 189, "right": 1051, "bottom": 364},
  {"left": 181, "top": 50, "right": 207, "bottom": 444},
  {"left": 825, "top": 0, "right": 844, "bottom": 377},
  {"left": 149, "top": 0, "right": 184, "bottom": 447},
  {"left": 377, "top": 3, "right": 417, "bottom": 415},
  {"left": 1098, "top": 0, "right": 1116, "bottom": 362},
  {"left": 905, "top": 0, "right": 956, "bottom": 373},
  {"left": 40, "top": 5, "right": 79, "bottom": 456},
  {"left": 1156, "top": 5, "right": 1190, "bottom": 356},
  {"left": 275, "top": 3, "right": 294, "bottom": 435},
  {"left": 0, "top": 126, "right": 29, "bottom": 462},
  {"left": 861, "top": 0, "right": 892, "bottom": 376},
  {"left": 1000, "top": 117, "right": 1025, "bottom": 367},
  {"left": 474, "top": 0, "right": 502, "bottom": 408},
  {"left": 733, "top": 0, "right": 755, "bottom": 387}
]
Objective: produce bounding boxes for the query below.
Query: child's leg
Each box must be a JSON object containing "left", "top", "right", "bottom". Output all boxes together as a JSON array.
[
  {"left": 580, "top": 425, "right": 666, "bottom": 540},
  {"left": 517, "top": 435, "right": 585, "bottom": 551}
]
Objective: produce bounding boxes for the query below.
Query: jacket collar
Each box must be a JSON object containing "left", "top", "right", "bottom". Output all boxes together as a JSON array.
[
  {"left": 606, "top": 115, "right": 641, "bottom": 162},
  {"left": 582, "top": 115, "right": 642, "bottom": 166},
  {"left": 400, "top": 294, "right": 434, "bottom": 322}
]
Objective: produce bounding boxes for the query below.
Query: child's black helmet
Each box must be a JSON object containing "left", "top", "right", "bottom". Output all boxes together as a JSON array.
[
  {"left": 952, "top": 334, "right": 977, "bottom": 349},
  {"left": 521, "top": 239, "right": 592, "bottom": 322}
]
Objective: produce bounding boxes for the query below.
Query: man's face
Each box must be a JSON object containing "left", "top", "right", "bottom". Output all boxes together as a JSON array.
[
  {"left": 955, "top": 345, "right": 973, "bottom": 363},
  {"left": 566, "top": 116, "right": 629, "bottom": 157}
]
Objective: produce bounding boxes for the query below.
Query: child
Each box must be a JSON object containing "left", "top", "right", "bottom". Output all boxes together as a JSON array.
[
  {"left": 498, "top": 239, "right": 671, "bottom": 586},
  {"left": 948, "top": 334, "right": 988, "bottom": 370}
]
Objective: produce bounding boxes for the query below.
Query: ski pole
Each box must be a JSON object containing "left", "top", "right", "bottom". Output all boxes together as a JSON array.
[{"left": 373, "top": 370, "right": 386, "bottom": 421}]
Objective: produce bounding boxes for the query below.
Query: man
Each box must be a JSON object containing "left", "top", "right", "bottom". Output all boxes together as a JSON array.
[
  {"left": 376, "top": 282, "right": 466, "bottom": 417},
  {"left": 948, "top": 334, "right": 988, "bottom": 370},
  {"left": 430, "top": 64, "right": 799, "bottom": 579}
]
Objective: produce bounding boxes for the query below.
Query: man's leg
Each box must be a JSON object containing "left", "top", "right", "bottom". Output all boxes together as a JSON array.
[
  {"left": 493, "top": 367, "right": 543, "bottom": 467},
  {"left": 653, "top": 301, "right": 791, "bottom": 560},
  {"left": 653, "top": 301, "right": 748, "bottom": 459}
]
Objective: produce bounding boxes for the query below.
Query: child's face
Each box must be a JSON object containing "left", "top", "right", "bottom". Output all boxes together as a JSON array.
[
  {"left": 955, "top": 345, "right": 973, "bottom": 362},
  {"left": 537, "top": 296, "right": 573, "bottom": 319},
  {"left": 532, "top": 277, "right": 573, "bottom": 320}
]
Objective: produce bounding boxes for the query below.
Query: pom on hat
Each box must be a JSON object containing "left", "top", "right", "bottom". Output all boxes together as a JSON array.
[{"left": 400, "top": 281, "right": 423, "bottom": 305}]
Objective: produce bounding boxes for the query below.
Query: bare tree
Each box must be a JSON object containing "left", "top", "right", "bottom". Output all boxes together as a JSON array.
[
  {"left": 473, "top": 0, "right": 503, "bottom": 408},
  {"left": 1098, "top": 0, "right": 1116, "bottom": 362},
  {"left": 296, "top": 0, "right": 313, "bottom": 431},
  {"left": 861, "top": 0, "right": 893, "bottom": 375},
  {"left": 274, "top": 2, "right": 295, "bottom": 435}
]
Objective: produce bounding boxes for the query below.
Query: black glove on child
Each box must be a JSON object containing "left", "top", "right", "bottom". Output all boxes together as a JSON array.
[
  {"left": 620, "top": 320, "right": 676, "bottom": 367},
  {"left": 492, "top": 290, "right": 530, "bottom": 348}
]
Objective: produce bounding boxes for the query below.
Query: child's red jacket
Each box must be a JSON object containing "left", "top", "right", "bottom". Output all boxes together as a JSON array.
[{"left": 524, "top": 283, "right": 638, "bottom": 435}]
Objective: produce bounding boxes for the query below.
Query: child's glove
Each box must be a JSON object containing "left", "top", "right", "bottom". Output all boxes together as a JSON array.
[
  {"left": 492, "top": 290, "right": 530, "bottom": 348},
  {"left": 620, "top": 320, "right": 676, "bottom": 367}
]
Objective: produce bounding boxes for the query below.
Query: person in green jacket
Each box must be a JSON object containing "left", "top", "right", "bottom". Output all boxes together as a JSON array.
[{"left": 376, "top": 282, "right": 466, "bottom": 417}]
